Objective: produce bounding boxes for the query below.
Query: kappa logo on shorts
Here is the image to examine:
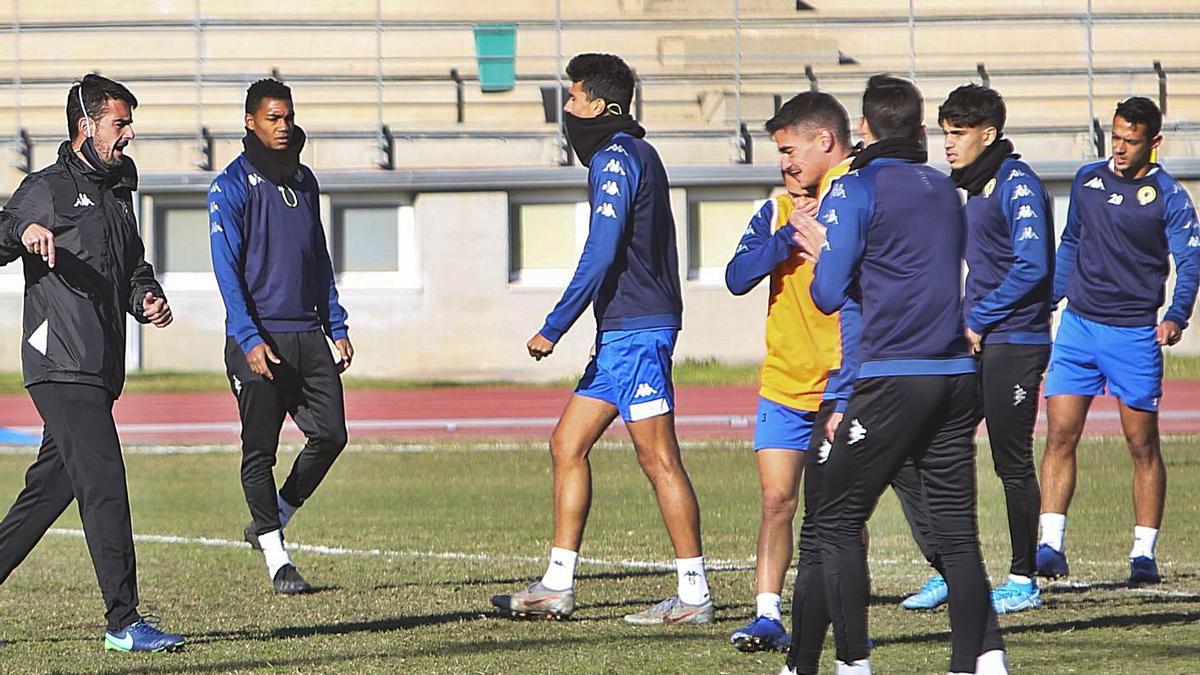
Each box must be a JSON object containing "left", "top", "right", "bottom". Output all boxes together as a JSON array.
[
  {"left": 232, "top": 375, "right": 242, "bottom": 395},
  {"left": 1013, "top": 384, "right": 1027, "bottom": 406},
  {"left": 634, "top": 382, "right": 659, "bottom": 399},
  {"left": 848, "top": 418, "right": 867, "bottom": 445}
]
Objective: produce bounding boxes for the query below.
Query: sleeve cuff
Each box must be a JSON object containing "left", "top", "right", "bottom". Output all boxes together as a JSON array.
[
  {"left": 1164, "top": 312, "right": 1189, "bottom": 330},
  {"left": 964, "top": 311, "right": 986, "bottom": 335},
  {"left": 834, "top": 398, "right": 849, "bottom": 413},
  {"left": 330, "top": 327, "right": 349, "bottom": 342},
  {"left": 237, "top": 333, "right": 265, "bottom": 355},
  {"left": 539, "top": 323, "right": 564, "bottom": 343}
]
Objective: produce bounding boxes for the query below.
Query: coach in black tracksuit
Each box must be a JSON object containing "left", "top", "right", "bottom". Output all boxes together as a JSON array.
[
  {"left": 0, "top": 75, "right": 179, "bottom": 643},
  {"left": 794, "top": 75, "right": 1005, "bottom": 674}
]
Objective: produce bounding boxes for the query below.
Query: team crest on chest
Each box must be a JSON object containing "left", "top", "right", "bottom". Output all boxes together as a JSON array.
[
  {"left": 982, "top": 178, "right": 996, "bottom": 199},
  {"left": 1137, "top": 185, "right": 1157, "bottom": 206}
]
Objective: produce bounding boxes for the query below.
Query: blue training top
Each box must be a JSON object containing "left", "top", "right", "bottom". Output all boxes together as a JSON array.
[
  {"left": 811, "top": 157, "right": 974, "bottom": 379},
  {"left": 1055, "top": 160, "right": 1200, "bottom": 328},
  {"left": 963, "top": 157, "right": 1055, "bottom": 345},
  {"left": 539, "top": 132, "right": 682, "bottom": 342},
  {"left": 208, "top": 154, "right": 349, "bottom": 354}
]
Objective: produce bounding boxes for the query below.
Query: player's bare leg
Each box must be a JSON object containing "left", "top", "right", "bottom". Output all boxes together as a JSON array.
[
  {"left": 1036, "top": 394, "right": 1090, "bottom": 577},
  {"left": 622, "top": 412, "right": 714, "bottom": 625},
  {"left": 1119, "top": 402, "right": 1165, "bottom": 583},
  {"left": 491, "top": 394, "right": 616, "bottom": 620}
]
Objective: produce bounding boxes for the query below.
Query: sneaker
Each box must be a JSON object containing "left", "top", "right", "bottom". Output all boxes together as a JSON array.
[
  {"left": 490, "top": 581, "right": 575, "bottom": 620},
  {"left": 990, "top": 579, "right": 1042, "bottom": 614},
  {"left": 1035, "top": 544, "right": 1069, "bottom": 579},
  {"left": 1129, "top": 556, "right": 1161, "bottom": 585},
  {"left": 104, "top": 618, "right": 185, "bottom": 653},
  {"left": 623, "top": 596, "right": 714, "bottom": 626},
  {"left": 730, "top": 615, "right": 790, "bottom": 653},
  {"left": 273, "top": 564, "right": 312, "bottom": 595},
  {"left": 901, "top": 574, "right": 947, "bottom": 610}
]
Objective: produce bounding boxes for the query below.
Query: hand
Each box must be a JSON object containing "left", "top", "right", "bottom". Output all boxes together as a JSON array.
[
  {"left": 335, "top": 337, "right": 354, "bottom": 372},
  {"left": 966, "top": 326, "right": 983, "bottom": 355},
  {"left": 1157, "top": 320, "right": 1183, "bottom": 346},
  {"left": 791, "top": 194, "right": 819, "bottom": 218},
  {"left": 21, "top": 223, "right": 55, "bottom": 268},
  {"left": 246, "top": 342, "right": 281, "bottom": 380},
  {"left": 825, "top": 411, "right": 844, "bottom": 442},
  {"left": 527, "top": 333, "right": 555, "bottom": 361},
  {"left": 789, "top": 210, "right": 828, "bottom": 265},
  {"left": 141, "top": 292, "right": 173, "bottom": 328}
]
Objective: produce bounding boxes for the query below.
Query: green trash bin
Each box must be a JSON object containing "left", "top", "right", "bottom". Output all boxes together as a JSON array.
[{"left": 474, "top": 23, "right": 516, "bottom": 93}]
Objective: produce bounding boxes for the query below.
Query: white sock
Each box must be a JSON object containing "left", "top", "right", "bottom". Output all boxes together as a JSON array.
[
  {"left": 676, "top": 556, "right": 711, "bottom": 605},
  {"left": 258, "top": 529, "right": 292, "bottom": 579},
  {"left": 1130, "top": 526, "right": 1159, "bottom": 559},
  {"left": 277, "top": 493, "right": 299, "bottom": 530},
  {"left": 1008, "top": 573, "right": 1032, "bottom": 586},
  {"left": 756, "top": 592, "right": 782, "bottom": 621},
  {"left": 975, "top": 649, "right": 1009, "bottom": 675},
  {"left": 540, "top": 547, "right": 578, "bottom": 591},
  {"left": 1039, "top": 513, "right": 1067, "bottom": 552},
  {"left": 836, "top": 659, "right": 871, "bottom": 674}
]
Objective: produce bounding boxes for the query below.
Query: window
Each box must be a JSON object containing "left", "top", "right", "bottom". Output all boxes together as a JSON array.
[
  {"left": 332, "top": 203, "right": 420, "bottom": 288},
  {"left": 157, "top": 206, "right": 212, "bottom": 275},
  {"left": 688, "top": 190, "right": 769, "bottom": 283},
  {"left": 509, "top": 192, "right": 589, "bottom": 285}
]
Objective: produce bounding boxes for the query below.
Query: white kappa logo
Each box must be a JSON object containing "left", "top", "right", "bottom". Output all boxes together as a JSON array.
[
  {"left": 848, "top": 418, "right": 867, "bottom": 445},
  {"left": 603, "top": 159, "right": 626, "bottom": 176},
  {"left": 604, "top": 143, "right": 628, "bottom": 155},
  {"left": 634, "top": 383, "right": 658, "bottom": 398},
  {"left": 595, "top": 203, "right": 617, "bottom": 218},
  {"left": 817, "top": 439, "right": 832, "bottom": 464},
  {"left": 210, "top": 221, "right": 223, "bottom": 234},
  {"left": 1018, "top": 226, "right": 1039, "bottom": 241},
  {"left": 822, "top": 209, "right": 839, "bottom": 225},
  {"left": 1015, "top": 204, "right": 1036, "bottom": 220},
  {"left": 1013, "top": 384, "right": 1027, "bottom": 406},
  {"left": 1011, "top": 184, "right": 1034, "bottom": 199},
  {"left": 828, "top": 183, "right": 847, "bottom": 199},
  {"left": 73, "top": 193, "right": 95, "bottom": 208},
  {"left": 1085, "top": 176, "right": 1105, "bottom": 190},
  {"left": 600, "top": 180, "right": 620, "bottom": 196}
]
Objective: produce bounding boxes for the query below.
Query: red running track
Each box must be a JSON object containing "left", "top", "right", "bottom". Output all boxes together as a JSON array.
[{"left": 0, "top": 382, "right": 1198, "bottom": 445}]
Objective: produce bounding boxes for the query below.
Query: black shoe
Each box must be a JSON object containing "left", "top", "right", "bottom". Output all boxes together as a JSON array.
[
  {"left": 244, "top": 523, "right": 285, "bottom": 552},
  {"left": 273, "top": 564, "right": 312, "bottom": 595}
]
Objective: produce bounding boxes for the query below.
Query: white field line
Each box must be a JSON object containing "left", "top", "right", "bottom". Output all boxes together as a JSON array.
[
  {"left": 45, "top": 527, "right": 758, "bottom": 572},
  {"left": 4, "top": 408, "right": 1200, "bottom": 439}
]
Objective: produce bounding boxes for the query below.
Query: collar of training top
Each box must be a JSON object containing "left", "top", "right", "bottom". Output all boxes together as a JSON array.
[
  {"left": 57, "top": 140, "right": 138, "bottom": 191},
  {"left": 951, "top": 138, "right": 1017, "bottom": 196},
  {"left": 849, "top": 137, "right": 927, "bottom": 171},
  {"left": 242, "top": 125, "right": 307, "bottom": 186}
]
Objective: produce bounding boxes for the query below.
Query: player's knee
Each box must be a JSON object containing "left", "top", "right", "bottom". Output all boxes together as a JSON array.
[
  {"left": 321, "top": 426, "right": 348, "bottom": 454},
  {"left": 635, "top": 449, "right": 682, "bottom": 483},
  {"left": 761, "top": 485, "right": 799, "bottom": 520},
  {"left": 1126, "top": 439, "right": 1161, "bottom": 467},
  {"left": 548, "top": 434, "right": 587, "bottom": 466}
]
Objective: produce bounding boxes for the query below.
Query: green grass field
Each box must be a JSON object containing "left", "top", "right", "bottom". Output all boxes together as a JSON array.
[{"left": 0, "top": 437, "right": 1197, "bottom": 673}]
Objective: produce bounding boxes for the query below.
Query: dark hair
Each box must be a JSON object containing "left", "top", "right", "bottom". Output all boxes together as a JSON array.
[
  {"left": 565, "top": 53, "right": 635, "bottom": 116},
  {"left": 765, "top": 91, "right": 852, "bottom": 148},
  {"left": 938, "top": 84, "right": 1006, "bottom": 132},
  {"left": 245, "top": 78, "right": 293, "bottom": 115},
  {"left": 862, "top": 74, "right": 924, "bottom": 140},
  {"left": 66, "top": 73, "right": 138, "bottom": 139},
  {"left": 1114, "top": 96, "right": 1162, "bottom": 139}
]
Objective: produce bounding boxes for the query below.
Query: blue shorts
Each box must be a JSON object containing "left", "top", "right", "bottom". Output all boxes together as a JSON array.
[
  {"left": 575, "top": 329, "right": 676, "bottom": 423},
  {"left": 753, "top": 397, "right": 817, "bottom": 451},
  {"left": 1044, "top": 310, "right": 1162, "bottom": 412}
]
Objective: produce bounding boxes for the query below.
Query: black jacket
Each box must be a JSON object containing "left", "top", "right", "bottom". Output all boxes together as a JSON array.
[{"left": 0, "top": 141, "right": 164, "bottom": 398}]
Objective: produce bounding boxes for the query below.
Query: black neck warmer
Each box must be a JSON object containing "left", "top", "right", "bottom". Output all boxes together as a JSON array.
[
  {"left": 951, "top": 138, "right": 1017, "bottom": 196},
  {"left": 243, "top": 126, "right": 307, "bottom": 185},
  {"left": 564, "top": 112, "right": 645, "bottom": 165},
  {"left": 849, "top": 137, "right": 928, "bottom": 171}
]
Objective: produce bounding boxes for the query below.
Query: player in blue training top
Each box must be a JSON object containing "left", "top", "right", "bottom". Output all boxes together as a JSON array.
[
  {"left": 933, "top": 84, "right": 1055, "bottom": 616},
  {"left": 209, "top": 79, "right": 354, "bottom": 596},
  {"left": 791, "top": 75, "right": 1006, "bottom": 675},
  {"left": 1039, "top": 97, "right": 1200, "bottom": 586},
  {"left": 490, "top": 53, "right": 713, "bottom": 626}
]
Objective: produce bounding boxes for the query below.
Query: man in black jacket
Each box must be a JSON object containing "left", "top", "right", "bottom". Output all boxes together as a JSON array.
[{"left": 0, "top": 74, "right": 184, "bottom": 653}]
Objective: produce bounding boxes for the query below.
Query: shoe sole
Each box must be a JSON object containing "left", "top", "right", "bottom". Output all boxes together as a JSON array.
[
  {"left": 624, "top": 612, "right": 713, "bottom": 626},
  {"left": 731, "top": 634, "right": 789, "bottom": 653},
  {"left": 994, "top": 599, "right": 1042, "bottom": 614},
  {"left": 490, "top": 597, "right": 572, "bottom": 621},
  {"left": 900, "top": 600, "right": 946, "bottom": 611}
]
